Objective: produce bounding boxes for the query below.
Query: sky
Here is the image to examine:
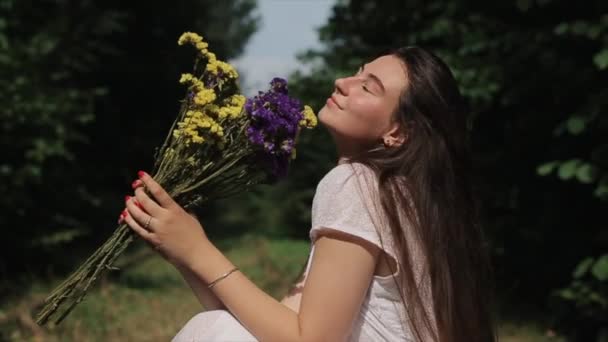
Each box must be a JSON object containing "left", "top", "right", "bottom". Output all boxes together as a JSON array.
[{"left": 230, "top": 0, "right": 334, "bottom": 96}]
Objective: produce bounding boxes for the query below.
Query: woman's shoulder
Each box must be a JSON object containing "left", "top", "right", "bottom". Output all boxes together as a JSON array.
[{"left": 318, "top": 161, "right": 377, "bottom": 191}]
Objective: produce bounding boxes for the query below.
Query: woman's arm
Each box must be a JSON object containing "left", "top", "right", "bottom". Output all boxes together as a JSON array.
[
  {"left": 181, "top": 212, "right": 305, "bottom": 313},
  {"left": 176, "top": 263, "right": 227, "bottom": 311},
  {"left": 176, "top": 212, "right": 227, "bottom": 311},
  {"left": 124, "top": 173, "right": 379, "bottom": 341},
  {"left": 279, "top": 259, "right": 308, "bottom": 313},
  {"left": 186, "top": 233, "right": 379, "bottom": 342}
]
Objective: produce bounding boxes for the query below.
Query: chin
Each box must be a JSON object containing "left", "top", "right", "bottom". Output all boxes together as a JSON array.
[
  {"left": 317, "top": 105, "right": 334, "bottom": 127},
  {"left": 317, "top": 109, "right": 342, "bottom": 140}
]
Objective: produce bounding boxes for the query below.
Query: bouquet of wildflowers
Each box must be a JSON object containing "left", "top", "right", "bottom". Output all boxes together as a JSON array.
[{"left": 36, "top": 32, "right": 317, "bottom": 326}]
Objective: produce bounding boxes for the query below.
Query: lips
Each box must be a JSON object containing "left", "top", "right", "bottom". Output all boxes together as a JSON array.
[{"left": 328, "top": 95, "right": 342, "bottom": 109}]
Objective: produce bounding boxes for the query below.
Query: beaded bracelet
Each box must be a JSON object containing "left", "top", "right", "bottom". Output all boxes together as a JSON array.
[{"left": 208, "top": 266, "right": 240, "bottom": 289}]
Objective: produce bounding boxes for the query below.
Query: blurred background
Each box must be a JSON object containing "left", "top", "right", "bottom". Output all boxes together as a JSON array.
[{"left": 1, "top": 0, "right": 606, "bottom": 341}]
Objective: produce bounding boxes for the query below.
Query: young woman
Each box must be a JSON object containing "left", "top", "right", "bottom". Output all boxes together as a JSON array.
[{"left": 121, "top": 47, "right": 497, "bottom": 341}]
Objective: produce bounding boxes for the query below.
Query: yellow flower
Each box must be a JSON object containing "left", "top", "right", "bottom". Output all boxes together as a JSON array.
[
  {"left": 178, "top": 32, "right": 210, "bottom": 56},
  {"left": 195, "top": 41, "right": 208, "bottom": 54},
  {"left": 193, "top": 88, "right": 217, "bottom": 106},
  {"left": 217, "top": 107, "right": 231, "bottom": 119},
  {"left": 299, "top": 105, "right": 318, "bottom": 128},
  {"left": 227, "top": 94, "right": 246, "bottom": 108},
  {"left": 179, "top": 73, "right": 193, "bottom": 83},
  {"left": 206, "top": 60, "right": 219, "bottom": 74},
  {"left": 206, "top": 59, "right": 239, "bottom": 79},
  {"left": 219, "top": 61, "right": 239, "bottom": 79},
  {"left": 217, "top": 95, "right": 245, "bottom": 119},
  {"left": 178, "top": 32, "right": 204, "bottom": 46},
  {"left": 206, "top": 52, "right": 217, "bottom": 65},
  {"left": 204, "top": 104, "right": 220, "bottom": 118},
  {"left": 179, "top": 110, "right": 225, "bottom": 142},
  {"left": 179, "top": 73, "right": 206, "bottom": 93}
]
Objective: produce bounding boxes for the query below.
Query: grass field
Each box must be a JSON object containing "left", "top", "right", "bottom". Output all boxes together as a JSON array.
[{"left": 1, "top": 234, "right": 563, "bottom": 341}]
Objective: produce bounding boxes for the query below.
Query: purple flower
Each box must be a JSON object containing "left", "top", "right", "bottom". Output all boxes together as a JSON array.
[
  {"left": 246, "top": 126, "right": 265, "bottom": 146},
  {"left": 263, "top": 141, "right": 275, "bottom": 153},
  {"left": 270, "top": 78, "right": 288, "bottom": 94},
  {"left": 245, "top": 78, "right": 305, "bottom": 178}
]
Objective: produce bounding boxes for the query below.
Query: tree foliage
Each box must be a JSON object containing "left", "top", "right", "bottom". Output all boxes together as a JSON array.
[{"left": 0, "top": 0, "right": 259, "bottom": 293}]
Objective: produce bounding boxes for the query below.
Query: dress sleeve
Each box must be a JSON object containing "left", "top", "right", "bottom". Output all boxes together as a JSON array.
[{"left": 309, "top": 163, "right": 400, "bottom": 276}]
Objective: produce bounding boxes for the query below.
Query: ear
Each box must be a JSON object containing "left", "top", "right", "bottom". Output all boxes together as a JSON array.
[{"left": 381, "top": 122, "right": 407, "bottom": 147}]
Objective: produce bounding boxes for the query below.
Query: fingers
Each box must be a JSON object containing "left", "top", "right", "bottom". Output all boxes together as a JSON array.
[
  {"left": 122, "top": 210, "right": 156, "bottom": 244},
  {"left": 137, "top": 171, "right": 177, "bottom": 209},
  {"left": 134, "top": 186, "right": 164, "bottom": 217},
  {"left": 131, "top": 179, "right": 143, "bottom": 189},
  {"left": 125, "top": 196, "right": 156, "bottom": 232},
  {"left": 131, "top": 178, "right": 163, "bottom": 217}
]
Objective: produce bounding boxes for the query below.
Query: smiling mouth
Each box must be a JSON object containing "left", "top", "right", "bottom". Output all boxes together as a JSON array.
[{"left": 327, "top": 95, "right": 342, "bottom": 109}]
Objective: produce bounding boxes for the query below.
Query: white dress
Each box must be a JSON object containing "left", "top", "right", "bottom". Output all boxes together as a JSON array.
[
  {"left": 173, "top": 162, "right": 435, "bottom": 342},
  {"left": 172, "top": 310, "right": 258, "bottom": 341}
]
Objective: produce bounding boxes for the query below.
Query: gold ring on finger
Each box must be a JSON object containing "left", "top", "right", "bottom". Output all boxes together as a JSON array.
[{"left": 144, "top": 215, "right": 152, "bottom": 229}]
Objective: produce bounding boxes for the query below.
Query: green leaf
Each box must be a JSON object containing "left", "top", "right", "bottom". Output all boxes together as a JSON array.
[
  {"left": 594, "top": 176, "right": 608, "bottom": 199},
  {"left": 588, "top": 292, "right": 608, "bottom": 306},
  {"left": 591, "top": 255, "right": 608, "bottom": 281},
  {"left": 573, "top": 257, "right": 594, "bottom": 278},
  {"left": 566, "top": 116, "right": 586, "bottom": 135},
  {"left": 537, "top": 161, "right": 558, "bottom": 176},
  {"left": 575, "top": 163, "right": 599, "bottom": 184},
  {"left": 593, "top": 49, "right": 608, "bottom": 70},
  {"left": 558, "top": 159, "right": 582, "bottom": 180},
  {"left": 571, "top": 21, "right": 588, "bottom": 35},
  {"left": 557, "top": 288, "right": 575, "bottom": 300}
]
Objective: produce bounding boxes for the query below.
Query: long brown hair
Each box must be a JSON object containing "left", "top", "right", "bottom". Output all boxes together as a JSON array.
[{"left": 346, "top": 47, "right": 497, "bottom": 342}]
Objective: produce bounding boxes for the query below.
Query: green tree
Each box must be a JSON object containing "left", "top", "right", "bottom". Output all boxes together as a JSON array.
[{"left": 0, "top": 0, "right": 259, "bottom": 296}]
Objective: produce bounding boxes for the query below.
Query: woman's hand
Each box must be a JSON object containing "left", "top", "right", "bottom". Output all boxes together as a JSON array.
[{"left": 119, "top": 171, "right": 209, "bottom": 268}]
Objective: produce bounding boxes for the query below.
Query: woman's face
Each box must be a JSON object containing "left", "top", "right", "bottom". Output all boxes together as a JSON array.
[{"left": 318, "top": 54, "right": 407, "bottom": 157}]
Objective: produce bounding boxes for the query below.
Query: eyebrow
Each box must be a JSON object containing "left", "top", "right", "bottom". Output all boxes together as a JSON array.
[{"left": 360, "top": 64, "right": 386, "bottom": 94}]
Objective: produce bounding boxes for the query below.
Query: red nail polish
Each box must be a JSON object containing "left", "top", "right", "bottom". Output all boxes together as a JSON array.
[
  {"left": 125, "top": 195, "right": 131, "bottom": 202},
  {"left": 134, "top": 200, "right": 143, "bottom": 209},
  {"left": 138, "top": 170, "right": 145, "bottom": 178},
  {"left": 131, "top": 180, "right": 141, "bottom": 189}
]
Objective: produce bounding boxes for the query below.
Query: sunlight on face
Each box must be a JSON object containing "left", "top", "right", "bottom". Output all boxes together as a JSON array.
[{"left": 318, "top": 55, "right": 407, "bottom": 157}]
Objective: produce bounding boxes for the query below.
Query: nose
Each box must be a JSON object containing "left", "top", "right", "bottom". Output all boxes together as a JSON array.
[{"left": 334, "top": 77, "right": 350, "bottom": 96}]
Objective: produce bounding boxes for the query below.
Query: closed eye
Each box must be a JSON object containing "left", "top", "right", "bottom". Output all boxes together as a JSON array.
[
  {"left": 358, "top": 65, "right": 372, "bottom": 93},
  {"left": 357, "top": 63, "right": 385, "bottom": 94},
  {"left": 362, "top": 81, "right": 371, "bottom": 93}
]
